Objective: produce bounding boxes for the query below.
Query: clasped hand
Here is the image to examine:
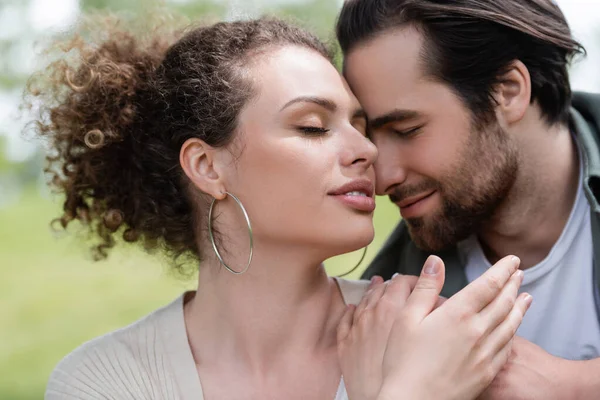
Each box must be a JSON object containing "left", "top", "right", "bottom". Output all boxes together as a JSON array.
[{"left": 337, "top": 255, "right": 532, "bottom": 400}]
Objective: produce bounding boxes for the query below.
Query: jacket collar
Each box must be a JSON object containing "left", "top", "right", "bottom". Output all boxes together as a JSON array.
[{"left": 571, "top": 92, "right": 600, "bottom": 212}]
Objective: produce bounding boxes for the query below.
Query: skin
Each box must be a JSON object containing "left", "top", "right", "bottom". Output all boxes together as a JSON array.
[
  {"left": 179, "top": 45, "right": 378, "bottom": 400},
  {"left": 344, "top": 27, "right": 578, "bottom": 268},
  {"left": 172, "top": 44, "right": 530, "bottom": 400},
  {"left": 344, "top": 26, "right": 599, "bottom": 399},
  {"left": 339, "top": 255, "right": 531, "bottom": 400}
]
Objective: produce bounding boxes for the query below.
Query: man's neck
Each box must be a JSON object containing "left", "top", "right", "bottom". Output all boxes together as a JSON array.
[{"left": 477, "top": 118, "right": 580, "bottom": 270}]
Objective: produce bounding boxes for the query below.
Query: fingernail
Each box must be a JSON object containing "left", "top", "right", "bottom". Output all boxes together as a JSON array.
[
  {"left": 511, "top": 256, "right": 520, "bottom": 267},
  {"left": 423, "top": 256, "right": 439, "bottom": 275},
  {"left": 524, "top": 293, "right": 533, "bottom": 308},
  {"left": 515, "top": 269, "right": 524, "bottom": 280},
  {"left": 392, "top": 273, "right": 399, "bottom": 279}
]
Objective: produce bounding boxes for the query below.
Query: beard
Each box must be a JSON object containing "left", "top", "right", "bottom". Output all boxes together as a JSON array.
[{"left": 395, "top": 120, "right": 519, "bottom": 252}]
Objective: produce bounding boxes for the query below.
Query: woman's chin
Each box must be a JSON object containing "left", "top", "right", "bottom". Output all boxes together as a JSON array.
[{"left": 329, "top": 228, "right": 374, "bottom": 256}]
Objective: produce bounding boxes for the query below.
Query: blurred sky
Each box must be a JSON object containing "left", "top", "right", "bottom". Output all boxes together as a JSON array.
[{"left": 1, "top": 0, "right": 600, "bottom": 161}]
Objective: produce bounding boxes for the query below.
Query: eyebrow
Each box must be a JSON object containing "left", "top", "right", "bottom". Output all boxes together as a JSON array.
[
  {"left": 352, "top": 108, "right": 367, "bottom": 121},
  {"left": 279, "top": 96, "right": 337, "bottom": 112},
  {"left": 369, "top": 109, "right": 420, "bottom": 130}
]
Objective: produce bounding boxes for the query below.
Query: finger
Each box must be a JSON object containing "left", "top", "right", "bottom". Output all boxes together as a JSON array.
[
  {"left": 392, "top": 273, "right": 419, "bottom": 292},
  {"left": 337, "top": 304, "right": 356, "bottom": 344},
  {"left": 487, "top": 337, "right": 514, "bottom": 389},
  {"left": 404, "top": 255, "right": 446, "bottom": 319},
  {"left": 353, "top": 281, "right": 386, "bottom": 325},
  {"left": 482, "top": 292, "right": 532, "bottom": 356},
  {"left": 435, "top": 295, "right": 447, "bottom": 309},
  {"left": 368, "top": 275, "right": 384, "bottom": 289},
  {"left": 364, "top": 280, "right": 388, "bottom": 310},
  {"left": 380, "top": 273, "right": 416, "bottom": 309},
  {"left": 479, "top": 269, "right": 524, "bottom": 334},
  {"left": 477, "top": 337, "right": 514, "bottom": 400},
  {"left": 447, "top": 255, "right": 520, "bottom": 315}
]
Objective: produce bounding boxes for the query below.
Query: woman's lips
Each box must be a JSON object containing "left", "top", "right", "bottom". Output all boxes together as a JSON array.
[{"left": 331, "top": 192, "right": 376, "bottom": 212}]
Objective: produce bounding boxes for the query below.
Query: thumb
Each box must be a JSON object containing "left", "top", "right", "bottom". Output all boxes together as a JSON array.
[
  {"left": 405, "top": 255, "right": 446, "bottom": 320},
  {"left": 337, "top": 304, "right": 356, "bottom": 346}
]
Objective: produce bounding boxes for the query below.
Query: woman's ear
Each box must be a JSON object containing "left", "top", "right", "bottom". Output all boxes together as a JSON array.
[
  {"left": 494, "top": 60, "right": 532, "bottom": 125},
  {"left": 180, "top": 138, "right": 227, "bottom": 200}
]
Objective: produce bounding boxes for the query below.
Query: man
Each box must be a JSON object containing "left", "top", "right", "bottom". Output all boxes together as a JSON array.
[{"left": 336, "top": 0, "right": 600, "bottom": 398}]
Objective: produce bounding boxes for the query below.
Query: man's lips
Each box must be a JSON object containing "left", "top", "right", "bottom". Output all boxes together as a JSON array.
[{"left": 395, "top": 190, "right": 437, "bottom": 209}]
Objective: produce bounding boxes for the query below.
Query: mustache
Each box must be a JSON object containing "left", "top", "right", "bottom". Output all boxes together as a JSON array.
[{"left": 388, "top": 181, "right": 440, "bottom": 204}]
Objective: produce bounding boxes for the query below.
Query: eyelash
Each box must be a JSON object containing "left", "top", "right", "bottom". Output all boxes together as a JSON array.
[
  {"left": 298, "top": 126, "right": 330, "bottom": 135},
  {"left": 392, "top": 126, "right": 422, "bottom": 138}
]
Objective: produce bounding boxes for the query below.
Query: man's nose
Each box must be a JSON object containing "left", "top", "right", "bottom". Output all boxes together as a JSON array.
[{"left": 374, "top": 139, "right": 408, "bottom": 196}]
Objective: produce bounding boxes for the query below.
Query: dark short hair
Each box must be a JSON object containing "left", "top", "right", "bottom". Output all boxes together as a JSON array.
[{"left": 336, "top": 0, "right": 585, "bottom": 126}]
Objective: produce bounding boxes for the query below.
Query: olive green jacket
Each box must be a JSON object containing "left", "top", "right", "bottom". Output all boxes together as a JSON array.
[{"left": 362, "top": 92, "right": 600, "bottom": 313}]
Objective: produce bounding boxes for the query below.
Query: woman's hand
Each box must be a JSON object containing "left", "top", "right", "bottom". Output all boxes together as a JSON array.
[
  {"left": 337, "top": 274, "right": 421, "bottom": 400},
  {"left": 337, "top": 255, "right": 532, "bottom": 400}
]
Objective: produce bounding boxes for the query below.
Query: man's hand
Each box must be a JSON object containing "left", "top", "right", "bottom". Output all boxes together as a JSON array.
[
  {"left": 478, "top": 336, "right": 575, "bottom": 400},
  {"left": 377, "top": 255, "right": 531, "bottom": 400},
  {"left": 338, "top": 255, "right": 531, "bottom": 400}
]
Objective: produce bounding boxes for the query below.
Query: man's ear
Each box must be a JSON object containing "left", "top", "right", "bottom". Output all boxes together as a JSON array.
[
  {"left": 494, "top": 60, "right": 532, "bottom": 125},
  {"left": 180, "top": 138, "right": 227, "bottom": 200}
]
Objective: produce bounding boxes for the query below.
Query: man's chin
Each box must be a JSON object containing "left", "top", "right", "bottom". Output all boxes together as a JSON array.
[
  {"left": 406, "top": 223, "right": 441, "bottom": 252},
  {"left": 405, "top": 218, "right": 465, "bottom": 253},
  {"left": 410, "top": 233, "right": 449, "bottom": 253}
]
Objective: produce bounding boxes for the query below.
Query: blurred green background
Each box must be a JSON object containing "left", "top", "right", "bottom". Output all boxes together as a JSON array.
[
  {"left": 0, "top": 0, "right": 400, "bottom": 398},
  {"left": 1, "top": 0, "right": 598, "bottom": 398}
]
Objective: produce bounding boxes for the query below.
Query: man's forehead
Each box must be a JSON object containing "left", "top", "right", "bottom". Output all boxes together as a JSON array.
[
  {"left": 343, "top": 29, "right": 428, "bottom": 99},
  {"left": 344, "top": 26, "right": 425, "bottom": 70}
]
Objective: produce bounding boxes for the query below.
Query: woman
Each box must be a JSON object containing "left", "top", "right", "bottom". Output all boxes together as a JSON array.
[{"left": 29, "top": 15, "right": 530, "bottom": 400}]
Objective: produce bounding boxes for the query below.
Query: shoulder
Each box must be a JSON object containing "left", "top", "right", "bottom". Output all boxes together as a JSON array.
[
  {"left": 572, "top": 91, "right": 600, "bottom": 139},
  {"left": 572, "top": 91, "right": 600, "bottom": 116},
  {"left": 45, "top": 296, "right": 184, "bottom": 400}
]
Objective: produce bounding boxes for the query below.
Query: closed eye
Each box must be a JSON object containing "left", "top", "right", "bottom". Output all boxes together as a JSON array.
[
  {"left": 297, "top": 126, "right": 330, "bottom": 136},
  {"left": 392, "top": 125, "right": 423, "bottom": 138}
]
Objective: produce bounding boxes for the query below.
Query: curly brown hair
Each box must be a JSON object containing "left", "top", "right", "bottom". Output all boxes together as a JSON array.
[{"left": 25, "top": 13, "right": 333, "bottom": 265}]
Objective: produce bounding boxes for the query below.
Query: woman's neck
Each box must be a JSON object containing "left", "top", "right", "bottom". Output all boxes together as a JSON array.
[{"left": 184, "top": 246, "right": 347, "bottom": 375}]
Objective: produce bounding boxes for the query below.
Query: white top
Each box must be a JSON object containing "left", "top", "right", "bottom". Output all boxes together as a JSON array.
[
  {"left": 45, "top": 278, "right": 369, "bottom": 400},
  {"left": 460, "top": 157, "right": 600, "bottom": 360}
]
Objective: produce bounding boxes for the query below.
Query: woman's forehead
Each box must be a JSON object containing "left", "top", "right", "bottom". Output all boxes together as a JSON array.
[{"left": 248, "top": 46, "right": 358, "bottom": 113}]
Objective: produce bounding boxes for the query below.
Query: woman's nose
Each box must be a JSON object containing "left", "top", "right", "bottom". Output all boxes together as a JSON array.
[{"left": 343, "top": 129, "right": 378, "bottom": 170}]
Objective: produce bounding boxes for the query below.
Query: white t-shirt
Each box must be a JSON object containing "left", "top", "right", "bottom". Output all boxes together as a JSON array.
[
  {"left": 459, "top": 160, "right": 600, "bottom": 360},
  {"left": 45, "top": 278, "right": 368, "bottom": 400}
]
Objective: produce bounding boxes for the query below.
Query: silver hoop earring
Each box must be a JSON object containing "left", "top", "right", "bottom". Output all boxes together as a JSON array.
[
  {"left": 208, "top": 192, "right": 253, "bottom": 275},
  {"left": 336, "top": 246, "right": 368, "bottom": 278}
]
